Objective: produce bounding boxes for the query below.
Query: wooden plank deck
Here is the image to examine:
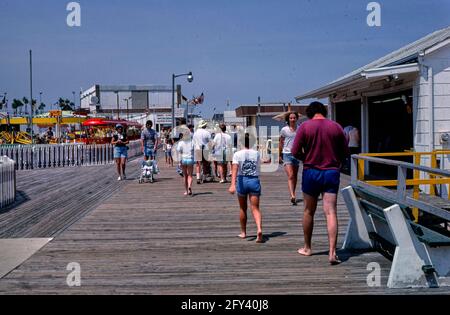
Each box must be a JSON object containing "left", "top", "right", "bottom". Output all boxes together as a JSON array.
[
  {"left": 0, "top": 159, "right": 449, "bottom": 294},
  {"left": 0, "top": 163, "right": 124, "bottom": 238}
]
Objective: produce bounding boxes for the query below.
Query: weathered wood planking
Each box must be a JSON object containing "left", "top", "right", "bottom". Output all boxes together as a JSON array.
[
  {"left": 0, "top": 163, "right": 127, "bottom": 238},
  {"left": 0, "top": 160, "right": 449, "bottom": 295}
]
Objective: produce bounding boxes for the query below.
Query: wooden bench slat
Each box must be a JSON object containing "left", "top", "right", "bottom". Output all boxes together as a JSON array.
[{"left": 354, "top": 187, "right": 450, "bottom": 247}]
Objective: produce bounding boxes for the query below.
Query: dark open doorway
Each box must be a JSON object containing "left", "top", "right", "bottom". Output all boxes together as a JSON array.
[
  {"left": 335, "top": 100, "right": 362, "bottom": 174},
  {"left": 335, "top": 99, "right": 361, "bottom": 131},
  {"left": 368, "top": 90, "right": 413, "bottom": 178}
]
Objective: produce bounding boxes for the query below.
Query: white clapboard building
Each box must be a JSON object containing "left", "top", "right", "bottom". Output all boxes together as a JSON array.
[{"left": 296, "top": 26, "right": 450, "bottom": 173}]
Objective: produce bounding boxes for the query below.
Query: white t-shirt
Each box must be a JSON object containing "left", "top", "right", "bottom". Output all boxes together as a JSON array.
[
  {"left": 232, "top": 149, "right": 260, "bottom": 177},
  {"left": 280, "top": 126, "right": 298, "bottom": 154},
  {"left": 348, "top": 128, "right": 360, "bottom": 148},
  {"left": 193, "top": 128, "right": 211, "bottom": 149},
  {"left": 177, "top": 140, "right": 194, "bottom": 160},
  {"left": 213, "top": 132, "right": 232, "bottom": 151}
]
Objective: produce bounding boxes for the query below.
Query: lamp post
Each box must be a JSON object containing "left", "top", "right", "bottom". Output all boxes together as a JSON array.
[
  {"left": 172, "top": 72, "right": 193, "bottom": 135},
  {"left": 114, "top": 91, "right": 119, "bottom": 120},
  {"left": 72, "top": 91, "right": 76, "bottom": 110},
  {"left": 29, "top": 50, "right": 34, "bottom": 144},
  {"left": 124, "top": 96, "right": 132, "bottom": 120},
  {"left": 79, "top": 90, "right": 82, "bottom": 111}
]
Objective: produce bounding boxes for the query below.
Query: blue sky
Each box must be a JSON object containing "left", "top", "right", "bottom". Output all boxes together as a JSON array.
[{"left": 1, "top": 0, "right": 450, "bottom": 117}]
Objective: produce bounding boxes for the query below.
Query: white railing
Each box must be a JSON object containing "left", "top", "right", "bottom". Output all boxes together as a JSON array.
[
  {"left": 0, "top": 156, "right": 16, "bottom": 208},
  {"left": 0, "top": 140, "right": 142, "bottom": 170}
]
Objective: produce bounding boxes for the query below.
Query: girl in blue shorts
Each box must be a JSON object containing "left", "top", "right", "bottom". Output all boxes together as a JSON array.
[
  {"left": 176, "top": 127, "right": 195, "bottom": 196},
  {"left": 229, "top": 133, "right": 264, "bottom": 243},
  {"left": 111, "top": 124, "right": 129, "bottom": 181}
]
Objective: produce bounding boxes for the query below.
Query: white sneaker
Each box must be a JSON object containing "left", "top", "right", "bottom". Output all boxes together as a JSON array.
[{"left": 118, "top": 176, "right": 122, "bottom": 181}]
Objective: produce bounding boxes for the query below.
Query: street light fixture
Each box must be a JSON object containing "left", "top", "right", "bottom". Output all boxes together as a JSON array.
[{"left": 172, "top": 71, "right": 193, "bottom": 135}]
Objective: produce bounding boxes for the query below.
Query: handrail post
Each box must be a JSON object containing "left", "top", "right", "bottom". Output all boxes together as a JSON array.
[
  {"left": 430, "top": 151, "right": 437, "bottom": 196},
  {"left": 412, "top": 153, "right": 420, "bottom": 221},
  {"left": 351, "top": 155, "right": 358, "bottom": 184},
  {"left": 357, "top": 157, "right": 365, "bottom": 181},
  {"left": 397, "top": 165, "right": 407, "bottom": 202}
]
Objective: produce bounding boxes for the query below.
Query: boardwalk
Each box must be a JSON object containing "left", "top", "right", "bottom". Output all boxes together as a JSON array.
[{"left": 0, "top": 159, "right": 449, "bottom": 295}]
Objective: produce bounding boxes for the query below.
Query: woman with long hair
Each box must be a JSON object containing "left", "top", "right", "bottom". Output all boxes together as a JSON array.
[{"left": 279, "top": 112, "right": 300, "bottom": 205}]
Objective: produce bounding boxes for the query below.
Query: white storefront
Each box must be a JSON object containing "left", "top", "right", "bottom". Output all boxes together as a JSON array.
[{"left": 296, "top": 26, "right": 450, "bottom": 162}]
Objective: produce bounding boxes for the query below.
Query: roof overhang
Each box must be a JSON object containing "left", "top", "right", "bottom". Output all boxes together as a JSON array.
[
  {"left": 295, "top": 74, "right": 363, "bottom": 101},
  {"left": 361, "top": 63, "right": 420, "bottom": 79},
  {"left": 296, "top": 63, "right": 420, "bottom": 101}
]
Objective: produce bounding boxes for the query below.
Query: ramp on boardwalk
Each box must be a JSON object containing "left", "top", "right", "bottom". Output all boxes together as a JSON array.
[{"left": 0, "top": 160, "right": 449, "bottom": 294}]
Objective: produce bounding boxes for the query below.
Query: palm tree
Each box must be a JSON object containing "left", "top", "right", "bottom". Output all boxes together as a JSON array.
[
  {"left": 22, "top": 97, "right": 29, "bottom": 114},
  {"left": 12, "top": 99, "right": 24, "bottom": 116},
  {"left": 38, "top": 102, "right": 46, "bottom": 114},
  {"left": 58, "top": 98, "right": 74, "bottom": 111}
]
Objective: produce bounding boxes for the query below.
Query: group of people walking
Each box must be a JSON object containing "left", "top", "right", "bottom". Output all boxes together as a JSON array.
[{"left": 111, "top": 101, "right": 348, "bottom": 265}]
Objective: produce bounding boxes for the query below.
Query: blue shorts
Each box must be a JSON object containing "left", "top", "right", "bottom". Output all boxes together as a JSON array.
[
  {"left": 114, "top": 146, "right": 128, "bottom": 159},
  {"left": 144, "top": 147, "right": 156, "bottom": 159},
  {"left": 302, "top": 168, "right": 340, "bottom": 198},
  {"left": 283, "top": 153, "right": 300, "bottom": 167},
  {"left": 181, "top": 159, "right": 195, "bottom": 166},
  {"left": 237, "top": 176, "right": 261, "bottom": 197}
]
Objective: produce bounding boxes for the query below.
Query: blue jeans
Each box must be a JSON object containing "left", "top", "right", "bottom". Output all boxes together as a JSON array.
[
  {"left": 114, "top": 146, "right": 128, "bottom": 159},
  {"left": 283, "top": 153, "right": 300, "bottom": 167},
  {"left": 144, "top": 147, "right": 156, "bottom": 159},
  {"left": 236, "top": 176, "right": 261, "bottom": 197}
]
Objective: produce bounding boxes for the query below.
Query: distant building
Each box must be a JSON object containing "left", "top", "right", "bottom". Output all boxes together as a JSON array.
[
  {"left": 211, "top": 113, "right": 224, "bottom": 123},
  {"left": 224, "top": 110, "right": 246, "bottom": 126},
  {"left": 80, "top": 84, "right": 187, "bottom": 131},
  {"left": 235, "top": 104, "right": 309, "bottom": 137},
  {"left": 80, "top": 85, "right": 173, "bottom": 117}
]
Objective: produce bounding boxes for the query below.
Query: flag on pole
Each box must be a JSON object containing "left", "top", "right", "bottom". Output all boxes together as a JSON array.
[
  {"left": 192, "top": 93, "right": 204, "bottom": 105},
  {"left": 189, "top": 93, "right": 205, "bottom": 105}
]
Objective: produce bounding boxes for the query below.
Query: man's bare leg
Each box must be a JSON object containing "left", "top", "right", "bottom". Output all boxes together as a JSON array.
[
  {"left": 298, "top": 192, "right": 318, "bottom": 256},
  {"left": 323, "top": 192, "right": 339, "bottom": 264}
]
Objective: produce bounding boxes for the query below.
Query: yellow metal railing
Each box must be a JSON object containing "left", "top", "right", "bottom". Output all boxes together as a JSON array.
[{"left": 356, "top": 150, "right": 450, "bottom": 221}]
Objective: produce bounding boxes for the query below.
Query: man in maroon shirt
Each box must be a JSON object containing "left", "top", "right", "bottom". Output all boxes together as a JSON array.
[{"left": 291, "top": 101, "right": 348, "bottom": 265}]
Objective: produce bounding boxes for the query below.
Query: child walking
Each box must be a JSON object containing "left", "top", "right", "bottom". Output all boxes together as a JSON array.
[
  {"left": 176, "top": 127, "right": 195, "bottom": 196},
  {"left": 228, "top": 132, "right": 264, "bottom": 243}
]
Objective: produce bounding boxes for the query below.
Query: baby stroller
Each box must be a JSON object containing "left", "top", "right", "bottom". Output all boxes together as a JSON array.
[
  {"left": 138, "top": 160, "right": 158, "bottom": 183},
  {"left": 200, "top": 160, "right": 216, "bottom": 183}
]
